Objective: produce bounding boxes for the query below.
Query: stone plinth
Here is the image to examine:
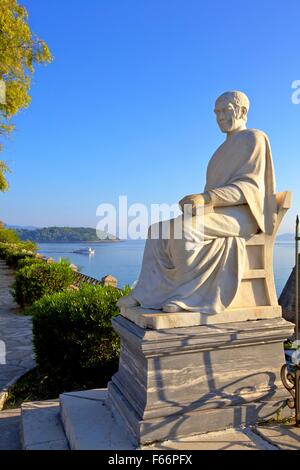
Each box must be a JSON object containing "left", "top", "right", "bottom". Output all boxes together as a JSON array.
[
  {"left": 107, "top": 315, "right": 294, "bottom": 446},
  {"left": 119, "top": 305, "right": 282, "bottom": 330}
]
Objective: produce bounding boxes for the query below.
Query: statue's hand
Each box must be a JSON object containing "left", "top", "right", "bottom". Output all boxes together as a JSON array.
[{"left": 179, "top": 193, "right": 210, "bottom": 215}]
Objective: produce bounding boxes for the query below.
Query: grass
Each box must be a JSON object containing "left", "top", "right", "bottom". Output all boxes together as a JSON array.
[{"left": 3, "top": 363, "right": 118, "bottom": 410}]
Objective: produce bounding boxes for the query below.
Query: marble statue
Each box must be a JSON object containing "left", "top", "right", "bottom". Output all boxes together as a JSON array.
[{"left": 117, "top": 91, "right": 277, "bottom": 314}]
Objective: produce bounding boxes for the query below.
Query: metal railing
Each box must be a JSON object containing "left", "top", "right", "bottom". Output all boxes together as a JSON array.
[
  {"left": 281, "top": 215, "right": 300, "bottom": 427},
  {"left": 72, "top": 271, "right": 118, "bottom": 289}
]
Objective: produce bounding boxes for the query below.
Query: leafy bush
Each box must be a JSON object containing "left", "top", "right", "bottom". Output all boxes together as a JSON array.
[
  {"left": 30, "top": 284, "right": 130, "bottom": 384},
  {"left": 0, "top": 228, "right": 20, "bottom": 244},
  {"left": 12, "top": 259, "right": 75, "bottom": 307},
  {"left": 0, "top": 240, "right": 37, "bottom": 267},
  {"left": 5, "top": 250, "right": 35, "bottom": 268},
  {"left": 17, "top": 256, "right": 45, "bottom": 270},
  {"left": 0, "top": 243, "right": 10, "bottom": 258}
]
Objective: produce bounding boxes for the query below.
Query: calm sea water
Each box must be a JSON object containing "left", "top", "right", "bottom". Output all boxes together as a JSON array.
[{"left": 38, "top": 240, "right": 295, "bottom": 296}]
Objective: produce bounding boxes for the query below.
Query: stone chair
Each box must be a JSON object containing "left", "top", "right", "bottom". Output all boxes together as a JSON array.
[{"left": 228, "top": 191, "right": 292, "bottom": 316}]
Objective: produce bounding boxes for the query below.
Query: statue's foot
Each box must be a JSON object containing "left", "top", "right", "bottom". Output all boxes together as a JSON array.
[
  {"left": 117, "top": 294, "right": 139, "bottom": 309},
  {"left": 162, "top": 304, "right": 182, "bottom": 313}
]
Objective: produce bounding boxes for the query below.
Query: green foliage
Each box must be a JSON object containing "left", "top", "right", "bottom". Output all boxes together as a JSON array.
[
  {"left": 17, "top": 256, "right": 45, "bottom": 270},
  {"left": 0, "top": 0, "right": 52, "bottom": 189},
  {"left": 284, "top": 340, "right": 294, "bottom": 350},
  {"left": 0, "top": 162, "right": 11, "bottom": 191},
  {"left": 0, "top": 239, "right": 37, "bottom": 267},
  {"left": 0, "top": 227, "right": 20, "bottom": 243},
  {"left": 5, "top": 250, "right": 35, "bottom": 268},
  {"left": 4, "top": 363, "right": 119, "bottom": 409},
  {"left": 0, "top": 241, "right": 12, "bottom": 258},
  {"left": 4, "top": 368, "right": 63, "bottom": 408},
  {"left": 12, "top": 259, "right": 74, "bottom": 307},
  {"left": 30, "top": 284, "right": 129, "bottom": 384}
]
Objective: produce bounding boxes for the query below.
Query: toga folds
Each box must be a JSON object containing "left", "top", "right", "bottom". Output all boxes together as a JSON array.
[{"left": 132, "top": 129, "right": 277, "bottom": 314}]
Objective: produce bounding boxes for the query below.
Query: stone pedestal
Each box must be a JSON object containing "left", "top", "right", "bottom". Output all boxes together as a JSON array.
[{"left": 107, "top": 315, "right": 294, "bottom": 446}]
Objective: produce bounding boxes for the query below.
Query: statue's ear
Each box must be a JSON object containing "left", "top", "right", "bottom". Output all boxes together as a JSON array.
[{"left": 240, "top": 106, "right": 248, "bottom": 120}]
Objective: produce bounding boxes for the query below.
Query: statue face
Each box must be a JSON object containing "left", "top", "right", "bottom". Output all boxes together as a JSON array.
[{"left": 214, "top": 99, "right": 246, "bottom": 133}]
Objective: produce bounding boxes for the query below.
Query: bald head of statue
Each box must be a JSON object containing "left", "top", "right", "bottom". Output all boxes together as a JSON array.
[{"left": 214, "top": 91, "right": 250, "bottom": 135}]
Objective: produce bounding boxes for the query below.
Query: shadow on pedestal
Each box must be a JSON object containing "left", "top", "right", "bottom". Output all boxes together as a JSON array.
[{"left": 107, "top": 315, "right": 294, "bottom": 446}]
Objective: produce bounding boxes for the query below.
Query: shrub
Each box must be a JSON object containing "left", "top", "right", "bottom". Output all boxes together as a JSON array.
[
  {"left": 0, "top": 242, "right": 12, "bottom": 258},
  {"left": 5, "top": 250, "right": 35, "bottom": 268},
  {"left": 17, "top": 256, "right": 45, "bottom": 270},
  {"left": 30, "top": 284, "right": 130, "bottom": 384},
  {"left": 12, "top": 259, "right": 75, "bottom": 307},
  {"left": 0, "top": 228, "right": 20, "bottom": 244},
  {"left": 0, "top": 240, "right": 37, "bottom": 267}
]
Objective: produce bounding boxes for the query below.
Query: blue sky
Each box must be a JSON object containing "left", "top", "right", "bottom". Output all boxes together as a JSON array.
[{"left": 1, "top": 0, "right": 300, "bottom": 233}]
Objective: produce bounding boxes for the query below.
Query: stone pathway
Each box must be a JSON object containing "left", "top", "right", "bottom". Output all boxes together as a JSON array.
[
  {"left": 0, "top": 409, "right": 21, "bottom": 450},
  {"left": 255, "top": 424, "right": 300, "bottom": 450},
  {"left": 0, "top": 259, "right": 35, "bottom": 407}
]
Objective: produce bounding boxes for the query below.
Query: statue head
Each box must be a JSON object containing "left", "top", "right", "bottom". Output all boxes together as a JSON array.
[{"left": 214, "top": 91, "right": 250, "bottom": 134}]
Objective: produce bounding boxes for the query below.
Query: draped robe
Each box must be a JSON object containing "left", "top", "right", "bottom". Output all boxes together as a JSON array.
[{"left": 132, "top": 129, "right": 277, "bottom": 314}]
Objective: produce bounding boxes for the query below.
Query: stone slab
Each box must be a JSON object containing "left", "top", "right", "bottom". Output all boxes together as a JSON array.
[
  {"left": 0, "top": 409, "right": 21, "bottom": 450},
  {"left": 120, "top": 305, "right": 282, "bottom": 330},
  {"left": 59, "top": 389, "right": 275, "bottom": 450},
  {"left": 255, "top": 424, "right": 300, "bottom": 450},
  {"left": 143, "top": 427, "right": 277, "bottom": 450},
  {"left": 21, "top": 400, "right": 69, "bottom": 450},
  {"left": 60, "top": 390, "right": 135, "bottom": 450},
  {"left": 63, "top": 389, "right": 107, "bottom": 401},
  {"left": 25, "top": 440, "right": 70, "bottom": 451}
]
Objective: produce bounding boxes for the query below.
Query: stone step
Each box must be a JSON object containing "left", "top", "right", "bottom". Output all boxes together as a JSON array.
[
  {"left": 21, "top": 399, "right": 69, "bottom": 450},
  {"left": 59, "top": 388, "right": 276, "bottom": 450},
  {"left": 60, "top": 389, "right": 135, "bottom": 450},
  {"left": 19, "top": 388, "right": 299, "bottom": 451}
]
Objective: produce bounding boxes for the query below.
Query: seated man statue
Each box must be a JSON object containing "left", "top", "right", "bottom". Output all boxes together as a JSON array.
[{"left": 118, "top": 91, "right": 277, "bottom": 314}]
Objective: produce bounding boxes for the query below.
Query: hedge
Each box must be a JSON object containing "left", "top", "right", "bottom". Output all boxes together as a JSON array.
[
  {"left": 0, "top": 241, "right": 37, "bottom": 268},
  {"left": 30, "top": 284, "right": 131, "bottom": 384},
  {"left": 12, "top": 259, "right": 75, "bottom": 307}
]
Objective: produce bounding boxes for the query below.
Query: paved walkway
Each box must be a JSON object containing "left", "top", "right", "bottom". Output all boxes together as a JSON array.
[
  {"left": 0, "top": 409, "right": 21, "bottom": 450},
  {"left": 0, "top": 259, "right": 35, "bottom": 407}
]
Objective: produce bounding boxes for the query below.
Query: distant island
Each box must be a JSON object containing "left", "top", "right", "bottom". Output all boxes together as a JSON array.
[
  {"left": 13, "top": 226, "right": 120, "bottom": 243},
  {"left": 8, "top": 225, "right": 294, "bottom": 244},
  {"left": 276, "top": 233, "right": 294, "bottom": 242}
]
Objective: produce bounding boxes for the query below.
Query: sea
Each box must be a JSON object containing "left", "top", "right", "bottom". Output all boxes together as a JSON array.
[{"left": 38, "top": 240, "right": 295, "bottom": 297}]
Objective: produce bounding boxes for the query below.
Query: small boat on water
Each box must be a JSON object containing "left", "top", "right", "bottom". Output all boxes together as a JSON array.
[{"left": 73, "top": 247, "right": 95, "bottom": 255}]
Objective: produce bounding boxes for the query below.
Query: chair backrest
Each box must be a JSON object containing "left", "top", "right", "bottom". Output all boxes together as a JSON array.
[
  {"left": 238, "top": 191, "right": 292, "bottom": 309},
  {"left": 274, "top": 191, "right": 292, "bottom": 236},
  {"left": 276, "top": 191, "right": 292, "bottom": 211}
]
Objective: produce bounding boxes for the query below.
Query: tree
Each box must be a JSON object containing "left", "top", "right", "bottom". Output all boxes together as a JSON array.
[
  {"left": 0, "top": 0, "right": 52, "bottom": 191},
  {"left": 0, "top": 226, "right": 20, "bottom": 243}
]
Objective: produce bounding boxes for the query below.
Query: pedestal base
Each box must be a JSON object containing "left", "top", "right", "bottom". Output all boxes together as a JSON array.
[
  {"left": 119, "top": 305, "right": 282, "bottom": 329},
  {"left": 107, "top": 316, "right": 294, "bottom": 445}
]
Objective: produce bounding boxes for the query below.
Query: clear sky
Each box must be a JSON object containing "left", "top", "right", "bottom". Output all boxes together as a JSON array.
[{"left": 1, "top": 0, "right": 300, "bottom": 233}]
